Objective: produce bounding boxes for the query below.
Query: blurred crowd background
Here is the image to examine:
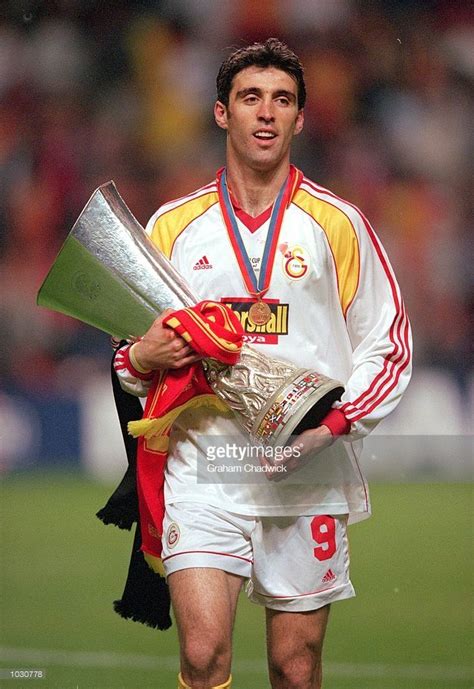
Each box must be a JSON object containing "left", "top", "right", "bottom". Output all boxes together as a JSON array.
[{"left": 0, "top": 0, "right": 472, "bottom": 465}]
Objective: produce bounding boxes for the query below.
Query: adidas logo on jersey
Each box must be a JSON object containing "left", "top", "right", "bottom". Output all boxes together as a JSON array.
[
  {"left": 193, "top": 255, "right": 213, "bottom": 270},
  {"left": 321, "top": 569, "right": 336, "bottom": 584}
]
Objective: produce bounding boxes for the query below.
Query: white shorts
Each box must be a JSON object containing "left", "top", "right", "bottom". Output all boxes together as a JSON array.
[{"left": 161, "top": 502, "right": 355, "bottom": 612}]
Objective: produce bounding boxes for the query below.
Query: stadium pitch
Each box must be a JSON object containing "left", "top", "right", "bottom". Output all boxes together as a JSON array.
[{"left": 1, "top": 474, "right": 472, "bottom": 688}]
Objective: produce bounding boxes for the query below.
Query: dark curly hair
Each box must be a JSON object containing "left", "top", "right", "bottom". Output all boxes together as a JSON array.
[{"left": 216, "top": 38, "right": 306, "bottom": 110}]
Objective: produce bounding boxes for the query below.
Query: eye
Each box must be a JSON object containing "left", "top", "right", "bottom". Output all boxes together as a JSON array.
[
  {"left": 276, "top": 97, "right": 290, "bottom": 106},
  {"left": 244, "top": 94, "right": 259, "bottom": 104}
]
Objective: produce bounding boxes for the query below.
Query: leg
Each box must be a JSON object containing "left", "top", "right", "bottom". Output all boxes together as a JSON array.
[
  {"left": 266, "top": 606, "right": 330, "bottom": 689},
  {"left": 169, "top": 567, "right": 243, "bottom": 688},
  {"left": 247, "top": 514, "right": 354, "bottom": 689},
  {"left": 161, "top": 502, "right": 253, "bottom": 686}
]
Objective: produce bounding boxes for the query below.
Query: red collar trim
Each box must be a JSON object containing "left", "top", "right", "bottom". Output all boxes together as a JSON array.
[
  {"left": 215, "top": 165, "right": 302, "bottom": 233},
  {"left": 234, "top": 205, "right": 272, "bottom": 233}
]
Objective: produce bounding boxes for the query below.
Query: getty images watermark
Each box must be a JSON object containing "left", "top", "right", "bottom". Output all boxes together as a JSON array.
[{"left": 205, "top": 441, "right": 301, "bottom": 475}]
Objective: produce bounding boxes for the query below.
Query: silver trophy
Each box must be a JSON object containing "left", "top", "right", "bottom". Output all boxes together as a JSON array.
[{"left": 37, "top": 182, "right": 343, "bottom": 447}]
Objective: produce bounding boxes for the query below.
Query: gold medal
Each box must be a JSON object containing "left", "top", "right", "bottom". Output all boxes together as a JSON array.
[
  {"left": 218, "top": 169, "right": 296, "bottom": 332},
  {"left": 248, "top": 300, "right": 272, "bottom": 326}
]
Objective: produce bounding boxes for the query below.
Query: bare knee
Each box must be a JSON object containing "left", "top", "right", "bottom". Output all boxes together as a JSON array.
[
  {"left": 169, "top": 568, "right": 241, "bottom": 687},
  {"left": 269, "top": 643, "right": 323, "bottom": 689},
  {"left": 181, "top": 635, "right": 231, "bottom": 686},
  {"left": 266, "top": 605, "right": 329, "bottom": 689}
]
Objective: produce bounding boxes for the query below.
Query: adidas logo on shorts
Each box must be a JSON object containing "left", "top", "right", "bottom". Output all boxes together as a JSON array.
[{"left": 321, "top": 568, "right": 336, "bottom": 584}]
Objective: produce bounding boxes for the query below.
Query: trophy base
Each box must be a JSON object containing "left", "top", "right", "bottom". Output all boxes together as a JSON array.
[
  {"left": 206, "top": 344, "right": 344, "bottom": 450},
  {"left": 252, "top": 370, "right": 344, "bottom": 448}
]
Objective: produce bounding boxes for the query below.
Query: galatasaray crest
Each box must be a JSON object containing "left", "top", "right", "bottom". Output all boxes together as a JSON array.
[
  {"left": 282, "top": 245, "right": 309, "bottom": 280},
  {"left": 166, "top": 522, "right": 181, "bottom": 549}
]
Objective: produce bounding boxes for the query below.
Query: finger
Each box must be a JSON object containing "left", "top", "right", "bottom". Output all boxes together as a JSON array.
[
  {"left": 174, "top": 341, "right": 198, "bottom": 355},
  {"left": 186, "top": 353, "right": 203, "bottom": 363},
  {"left": 261, "top": 457, "right": 285, "bottom": 482},
  {"left": 272, "top": 458, "right": 296, "bottom": 481},
  {"left": 170, "top": 353, "right": 202, "bottom": 369},
  {"left": 174, "top": 346, "right": 198, "bottom": 361},
  {"left": 267, "top": 467, "right": 287, "bottom": 482},
  {"left": 172, "top": 338, "right": 187, "bottom": 352},
  {"left": 272, "top": 453, "right": 306, "bottom": 481},
  {"left": 260, "top": 457, "right": 275, "bottom": 481},
  {"left": 150, "top": 310, "right": 172, "bottom": 329}
]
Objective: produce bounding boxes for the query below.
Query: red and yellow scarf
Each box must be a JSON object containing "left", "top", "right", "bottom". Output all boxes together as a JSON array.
[{"left": 128, "top": 301, "right": 243, "bottom": 575}]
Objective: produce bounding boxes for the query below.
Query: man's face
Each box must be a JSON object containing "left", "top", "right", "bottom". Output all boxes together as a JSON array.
[{"left": 214, "top": 66, "right": 304, "bottom": 173}]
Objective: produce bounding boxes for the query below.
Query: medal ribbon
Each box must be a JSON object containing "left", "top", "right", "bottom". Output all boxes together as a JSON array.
[{"left": 218, "top": 168, "right": 293, "bottom": 300}]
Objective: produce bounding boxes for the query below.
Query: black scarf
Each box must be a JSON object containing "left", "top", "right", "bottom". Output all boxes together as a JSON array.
[{"left": 95, "top": 350, "right": 172, "bottom": 630}]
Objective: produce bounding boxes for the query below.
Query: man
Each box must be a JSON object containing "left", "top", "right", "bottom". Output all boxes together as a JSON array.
[{"left": 115, "top": 38, "right": 412, "bottom": 689}]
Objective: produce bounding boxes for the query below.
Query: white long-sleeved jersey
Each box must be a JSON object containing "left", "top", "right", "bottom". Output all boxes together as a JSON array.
[{"left": 115, "top": 170, "right": 412, "bottom": 523}]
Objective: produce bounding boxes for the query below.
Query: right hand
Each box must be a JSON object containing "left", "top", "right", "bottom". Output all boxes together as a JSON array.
[{"left": 131, "top": 309, "right": 202, "bottom": 371}]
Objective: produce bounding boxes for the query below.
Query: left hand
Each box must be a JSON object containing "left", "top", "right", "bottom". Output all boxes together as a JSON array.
[
  {"left": 131, "top": 310, "right": 202, "bottom": 371},
  {"left": 262, "top": 425, "right": 333, "bottom": 482}
]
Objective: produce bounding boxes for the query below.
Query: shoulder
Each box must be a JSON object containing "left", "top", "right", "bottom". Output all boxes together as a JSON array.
[
  {"left": 294, "top": 174, "right": 367, "bottom": 230},
  {"left": 146, "top": 180, "right": 218, "bottom": 233},
  {"left": 146, "top": 180, "right": 219, "bottom": 257},
  {"left": 294, "top": 175, "right": 366, "bottom": 315}
]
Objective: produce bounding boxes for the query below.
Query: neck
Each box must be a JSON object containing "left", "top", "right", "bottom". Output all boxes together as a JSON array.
[{"left": 225, "top": 162, "right": 290, "bottom": 217}]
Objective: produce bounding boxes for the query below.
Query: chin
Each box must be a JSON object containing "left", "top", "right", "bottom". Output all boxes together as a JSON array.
[
  {"left": 248, "top": 147, "right": 280, "bottom": 164},
  {"left": 251, "top": 155, "right": 283, "bottom": 172}
]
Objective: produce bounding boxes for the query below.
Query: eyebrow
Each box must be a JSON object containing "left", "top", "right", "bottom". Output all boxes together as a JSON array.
[{"left": 235, "top": 87, "right": 297, "bottom": 102}]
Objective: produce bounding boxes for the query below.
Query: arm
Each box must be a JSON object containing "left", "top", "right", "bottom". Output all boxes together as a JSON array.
[
  {"left": 307, "top": 211, "right": 412, "bottom": 444},
  {"left": 113, "top": 341, "right": 154, "bottom": 398},
  {"left": 334, "top": 210, "right": 412, "bottom": 439},
  {"left": 273, "top": 208, "right": 412, "bottom": 477}
]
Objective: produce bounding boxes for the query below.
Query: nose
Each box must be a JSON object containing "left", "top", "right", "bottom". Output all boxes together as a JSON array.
[{"left": 257, "top": 98, "right": 275, "bottom": 122}]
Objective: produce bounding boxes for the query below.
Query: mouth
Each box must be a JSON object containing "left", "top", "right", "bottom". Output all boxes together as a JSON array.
[{"left": 253, "top": 129, "right": 277, "bottom": 142}]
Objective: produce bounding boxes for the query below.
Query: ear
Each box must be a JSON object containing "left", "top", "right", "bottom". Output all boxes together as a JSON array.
[
  {"left": 294, "top": 109, "right": 304, "bottom": 136},
  {"left": 214, "top": 101, "right": 229, "bottom": 130}
]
